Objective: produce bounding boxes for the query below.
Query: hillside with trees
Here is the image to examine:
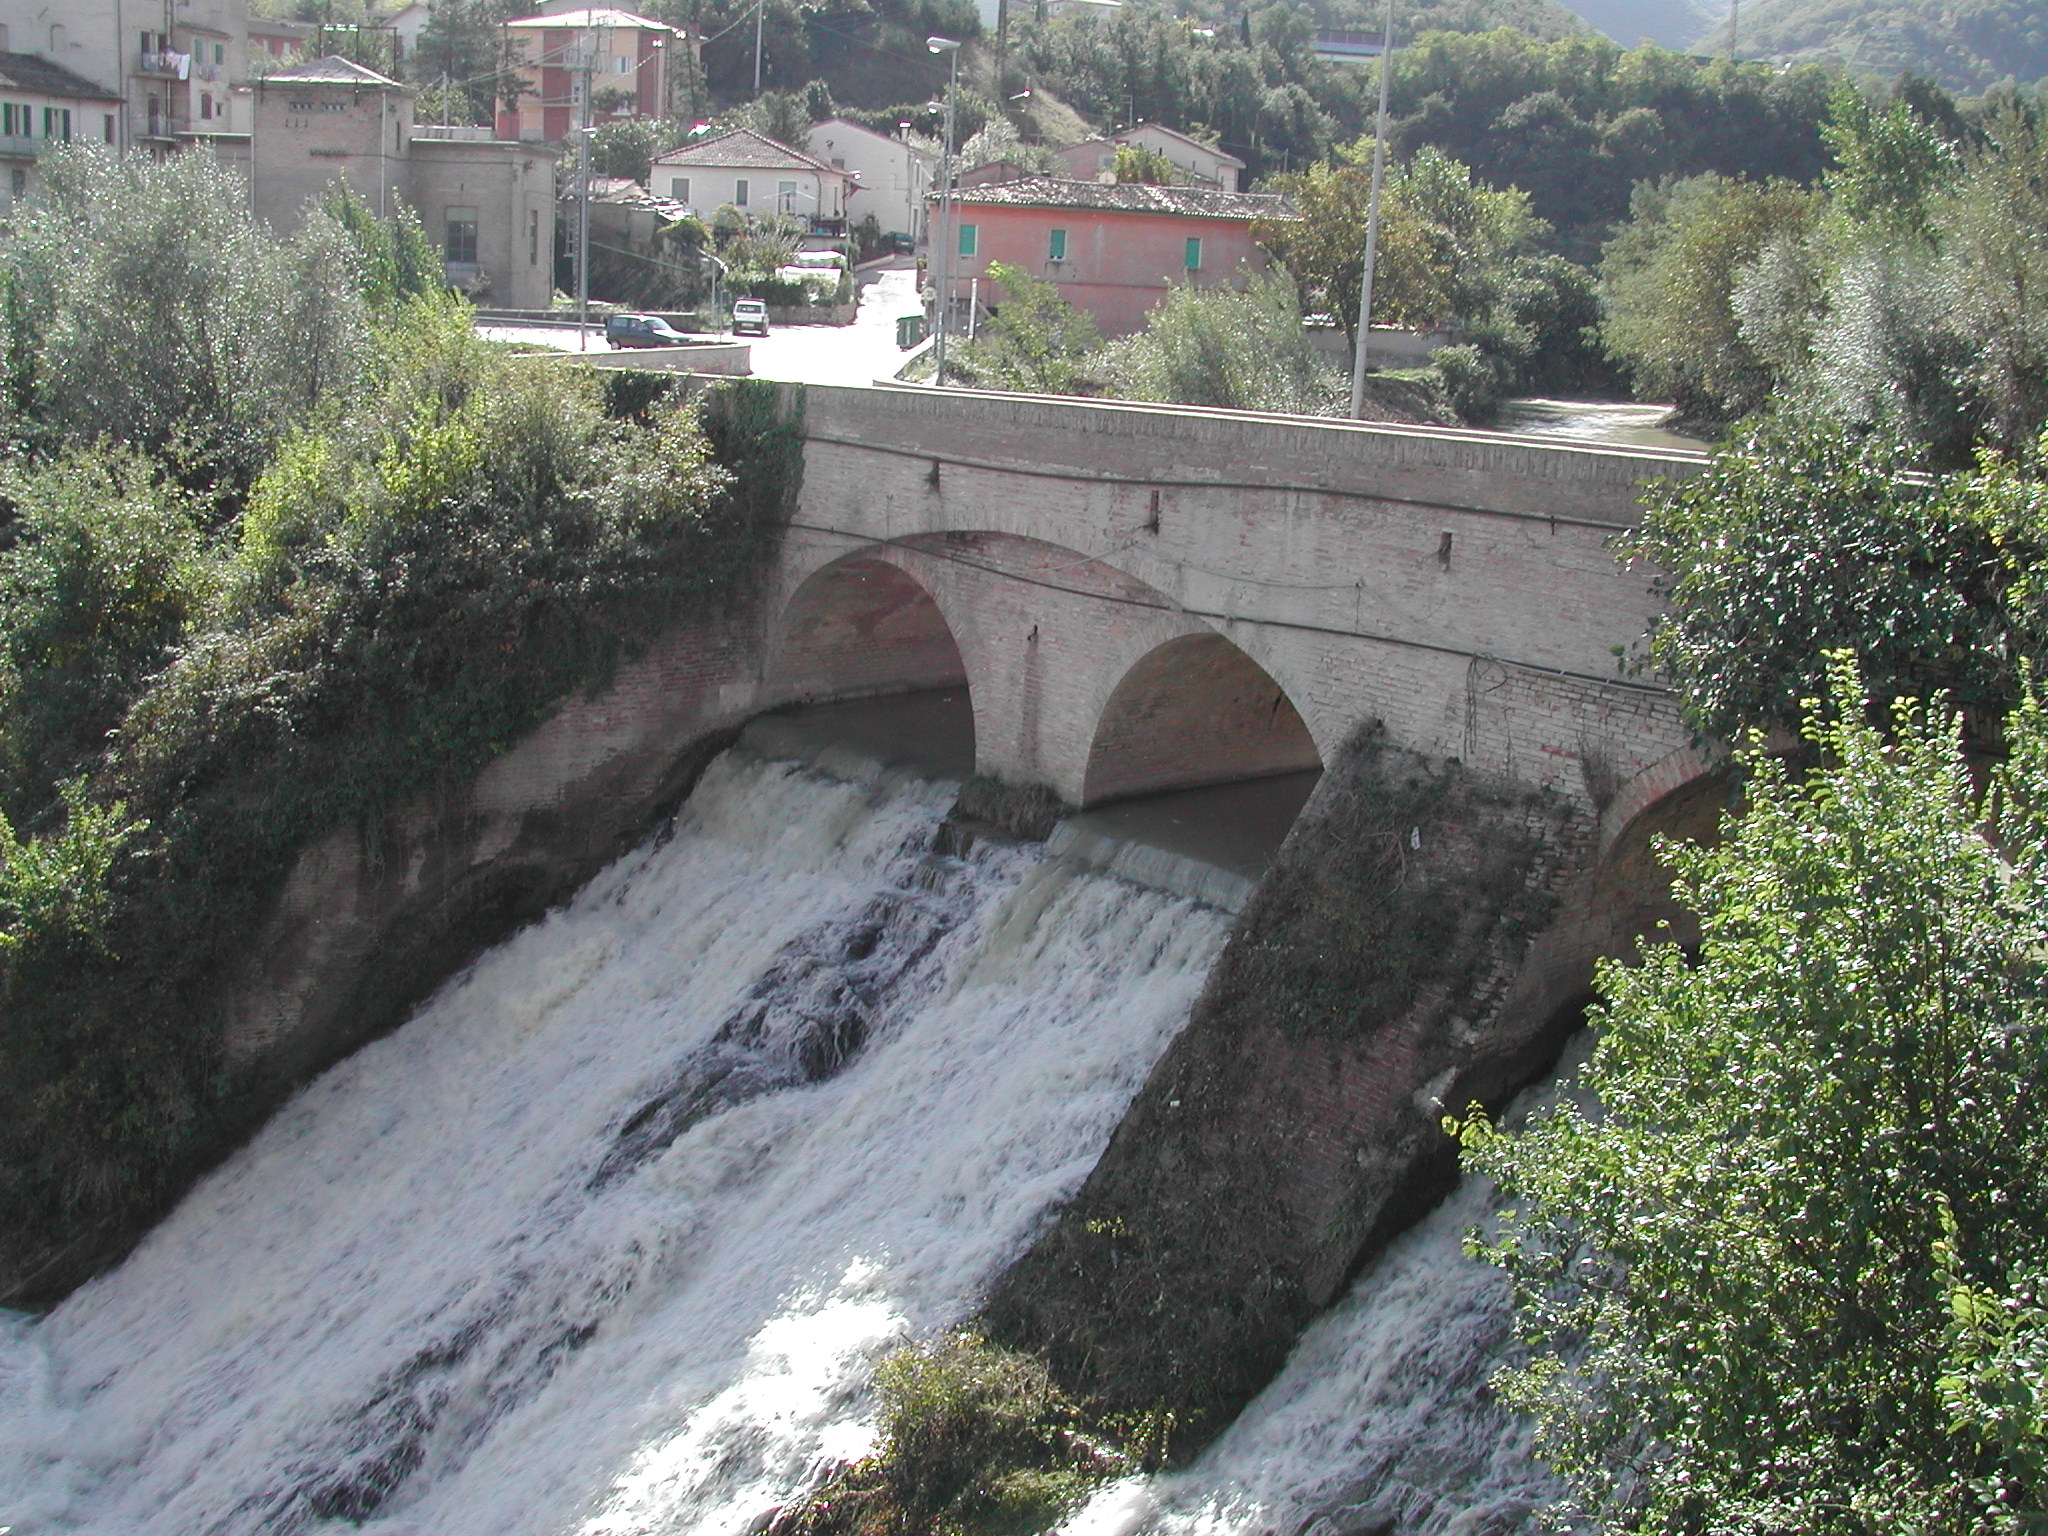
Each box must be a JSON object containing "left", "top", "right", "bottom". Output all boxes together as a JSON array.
[{"left": 1701, "top": 0, "right": 2048, "bottom": 95}]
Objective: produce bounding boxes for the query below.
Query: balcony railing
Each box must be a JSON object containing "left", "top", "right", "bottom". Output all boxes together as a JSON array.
[
  {"left": 0, "top": 134, "right": 38, "bottom": 159},
  {"left": 136, "top": 50, "right": 191, "bottom": 78}
]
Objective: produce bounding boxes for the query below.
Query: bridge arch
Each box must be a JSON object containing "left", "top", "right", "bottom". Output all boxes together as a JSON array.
[
  {"left": 1082, "top": 631, "right": 1322, "bottom": 807},
  {"left": 766, "top": 551, "right": 968, "bottom": 707}
]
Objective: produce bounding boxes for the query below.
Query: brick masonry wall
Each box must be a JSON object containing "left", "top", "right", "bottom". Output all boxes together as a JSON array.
[{"left": 789, "top": 384, "right": 1702, "bottom": 814}]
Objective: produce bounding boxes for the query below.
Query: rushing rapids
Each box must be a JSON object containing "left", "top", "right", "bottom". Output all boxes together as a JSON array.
[
  {"left": 0, "top": 713, "right": 1569, "bottom": 1536},
  {"left": 0, "top": 745, "right": 1229, "bottom": 1535}
]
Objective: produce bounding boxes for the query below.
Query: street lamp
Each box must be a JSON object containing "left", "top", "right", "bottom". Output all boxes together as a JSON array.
[{"left": 927, "top": 34, "right": 960, "bottom": 386}]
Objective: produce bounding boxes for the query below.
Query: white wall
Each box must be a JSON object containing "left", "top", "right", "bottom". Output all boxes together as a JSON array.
[
  {"left": 654, "top": 161, "right": 847, "bottom": 224},
  {"left": 806, "top": 118, "right": 930, "bottom": 238}
]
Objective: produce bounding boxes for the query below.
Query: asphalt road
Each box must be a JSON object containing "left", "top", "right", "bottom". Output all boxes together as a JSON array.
[{"left": 477, "top": 265, "right": 928, "bottom": 388}]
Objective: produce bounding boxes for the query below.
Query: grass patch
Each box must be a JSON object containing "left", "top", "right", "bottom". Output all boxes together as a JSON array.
[{"left": 770, "top": 1336, "right": 1130, "bottom": 1536}]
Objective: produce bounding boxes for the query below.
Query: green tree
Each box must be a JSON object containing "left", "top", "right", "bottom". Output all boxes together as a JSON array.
[
  {"left": 1599, "top": 172, "right": 1820, "bottom": 422},
  {"left": 1620, "top": 424, "right": 2048, "bottom": 746},
  {"left": 1458, "top": 660, "right": 2048, "bottom": 1534},
  {"left": 1, "top": 145, "right": 372, "bottom": 492},
  {"left": 955, "top": 261, "right": 1099, "bottom": 394},
  {"left": 1099, "top": 272, "right": 1344, "bottom": 415},
  {"left": 1113, "top": 142, "right": 1176, "bottom": 183},
  {"left": 1800, "top": 100, "right": 2048, "bottom": 464}
]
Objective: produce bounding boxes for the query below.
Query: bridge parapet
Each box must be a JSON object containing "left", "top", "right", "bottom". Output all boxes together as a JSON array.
[{"left": 781, "top": 384, "right": 1706, "bottom": 814}]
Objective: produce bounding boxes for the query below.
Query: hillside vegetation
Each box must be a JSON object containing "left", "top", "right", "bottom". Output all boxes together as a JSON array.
[
  {"left": 0, "top": 150, "right": 799, "bottom": 1300},
  {"left": 1702, "top": 0, "right": 2048, "bottom": 94}
]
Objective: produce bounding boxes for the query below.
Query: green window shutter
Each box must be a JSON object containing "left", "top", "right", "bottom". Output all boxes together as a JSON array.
[
  {"left": 1048, "top": 227, "right": 1067, "bottom": 261},
  {"left": 958, "top": 223, "right": 978, "bottom": 257},
  {"left": 1184, "top": 236, "right": 1202, "bottom": 270}
]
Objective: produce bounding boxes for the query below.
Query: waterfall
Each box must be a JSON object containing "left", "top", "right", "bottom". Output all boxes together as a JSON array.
[
  {"left": 0, "top": 746, "right": 1229, "bottom": 1536},
  {"left": 1058, "top": 1086, "right": 1581, "bottom": 1536}
]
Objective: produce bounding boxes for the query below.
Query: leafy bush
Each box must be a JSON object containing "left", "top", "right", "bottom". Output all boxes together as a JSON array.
[
  {"left": 952, "top": 263, "right": 1099, "bottom": 395},
  {"left": 1621, "top": 423, "right": 2048, "bottom": 745},
  {"left": 1456, "top": 662, "right": 2048, "bottom": 1533},
  {"left": 0, "top": 150, "right": 804, "bottom": 1284},
  {"left": 1099, "top": 274, "right": 1344, "bottom": 416},
  {"left": 1, "top": 145, "right": 374, "bottom": 493}
]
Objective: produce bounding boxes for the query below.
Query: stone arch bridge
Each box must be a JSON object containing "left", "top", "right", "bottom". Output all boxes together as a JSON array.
[
  {"left": 225, "top": 382, "right": 1715, "bottom": 1089},
  {"left": 198, "top": 381, "right": 1727, "bottom": 1430},
  {"left": 764, "top": 384, "right": 1706, "bottom": 838}
]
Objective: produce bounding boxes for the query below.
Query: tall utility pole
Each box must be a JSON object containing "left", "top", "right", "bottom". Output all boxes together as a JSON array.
[
  {"left": 1346, "top": 0, "right": 1396, "bottom": 419},
  {"left": 927, "top": 35, "right": 961, "bottom": 385},
  {"left": 754, "top": 0, "right": 766, "bottom": 93},
  {"left": 576, "top": 26, "right": 600, "bottom": 351}
]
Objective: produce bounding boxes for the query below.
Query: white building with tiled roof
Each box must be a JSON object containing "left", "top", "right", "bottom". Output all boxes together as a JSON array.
[
  {"left": 651, "top": 126, "right": 858, "bottom": 232},
  {"left": 0, "top": 50, "right": 122, "bottom": 208}
]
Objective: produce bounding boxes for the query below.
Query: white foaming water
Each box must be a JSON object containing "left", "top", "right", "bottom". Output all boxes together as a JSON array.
[
  {"left": 1060, "top": 1137, "right": 1569, "bottom": 1536},
  {"left": 0, "top": 747, "right": 1230, "bottom": 1536}
]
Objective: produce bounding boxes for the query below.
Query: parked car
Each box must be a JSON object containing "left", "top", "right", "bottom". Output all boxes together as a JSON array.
[
  {"left": 605, "top": 313, "right": 692, "bottom": 348},
  {"left": 732, "top": 299, "right": 770, "bottom": 336}
]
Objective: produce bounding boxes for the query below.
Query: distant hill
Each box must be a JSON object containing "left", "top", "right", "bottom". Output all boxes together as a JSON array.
[
  {"left": 1550, "top": 0, "right": 1716, "bottom": 48},
  {"left": 1392, "top": 0, "right": 1596, "bottom": 41},
  {"left": 1698, "top": 0, "right": 2048, "bottom": 94}
]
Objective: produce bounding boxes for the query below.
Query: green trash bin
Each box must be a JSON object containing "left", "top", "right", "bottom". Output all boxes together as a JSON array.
[{"left": 896, "top": 313, "right": 929, "bottom": 350}]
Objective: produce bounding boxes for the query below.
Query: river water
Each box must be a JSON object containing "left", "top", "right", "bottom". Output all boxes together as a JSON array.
[
  {"left": 0, "top": 745, "right": 1228, "bottom": 1535},
  {"left": 0, "top": 707, "right": 1565, "bottom": 1536}
]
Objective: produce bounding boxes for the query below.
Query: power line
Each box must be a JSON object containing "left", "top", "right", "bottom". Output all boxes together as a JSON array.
[{"left": 776, "top": 516, "right": 1672, "bottom": 697}]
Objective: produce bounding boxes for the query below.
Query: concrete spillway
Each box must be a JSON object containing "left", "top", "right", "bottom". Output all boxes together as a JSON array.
[
  {"left": 0, "top": 693, "right": 1569, "bottom": 1536},
  {"left": 0, "top": 736, "right": 1229, "bottom": 1534}
]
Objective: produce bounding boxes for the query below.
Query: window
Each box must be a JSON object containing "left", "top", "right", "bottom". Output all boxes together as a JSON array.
[
  {"left": 102, "top": 113, "right": 114, "bottom": 143},
  {"left": 528, "top": 208, "right": 540, "bottom": 265},
  {"left": 214, "top": 42, "right": 224, "bottom": 64},
  {"left": 445, "top": 206, "right": 478, "bottom": 264},
  {"left": 957, "top": 222, "right": 977, "bottom": 257},
  {"left": 733, "top": 178, "right": 748, "bottom": 206},
  {"left": 1047, "top": 227, "right": 1067, "bottom": 261},
  {"left": 1184, "top": 236, "right": 1202, "bottom": 270},
  {"left": 48, "top": 24, "right": 64, "bottom": 51},
  {"left": 669, "top": 175, "right": 689, "bottom": 201},
  {"left": 42, "top": 108, "right": 69, "bottom": 141},
  {"left": 8, "top": 169, "right": 23, "bottom": 197},
  {"left": 199, "top": 92, "right": 212, "bottom": 120},
  {"left": 778, "top": 178, "right": 796, "bottom": 210}
]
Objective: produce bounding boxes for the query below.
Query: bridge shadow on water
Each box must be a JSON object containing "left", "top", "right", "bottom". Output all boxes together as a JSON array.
[{"left": 741, "top": 688, "right": 1318, "bottom": 911}]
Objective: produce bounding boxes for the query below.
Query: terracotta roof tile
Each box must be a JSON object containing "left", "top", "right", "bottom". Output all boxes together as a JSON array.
[
  {"left": 947, "top": 176, "right": 1291, "bottom": 220},
  {"left": 653, "top": 126, "right": 852, "bottom": 177}
]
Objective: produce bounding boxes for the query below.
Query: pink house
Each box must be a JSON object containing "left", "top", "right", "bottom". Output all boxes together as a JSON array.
[{"left": 938, "top": 178, "right": 1291, "bottom": 338}]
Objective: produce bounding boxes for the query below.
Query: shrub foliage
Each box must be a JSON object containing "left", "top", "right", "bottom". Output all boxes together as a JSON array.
[
  {"left": 0, "top": 148, "right": 800, "bottom": 1286},
  {"left": 1457, "top": 663, "right": 2048, "bottom": 1532}
]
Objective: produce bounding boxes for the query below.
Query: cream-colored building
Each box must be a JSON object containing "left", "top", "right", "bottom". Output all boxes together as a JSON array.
[
  {"left": 1058, "top": 122, "right": 1244, "bottom": 191},
  {"left": 0, "top": 0, "right": 253, "bottom": 144},
  {"left": 209, "top": 56, "right": 558, "bottom": 309},
  {"left": 0, "top": 50, "right": 122, "bottom": 210},
  {"left": 652, "top": 127, "right": 857, "bottom": 233},
  {"left": 805, "top": 117, "right": 932, "bottom": 241}
]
